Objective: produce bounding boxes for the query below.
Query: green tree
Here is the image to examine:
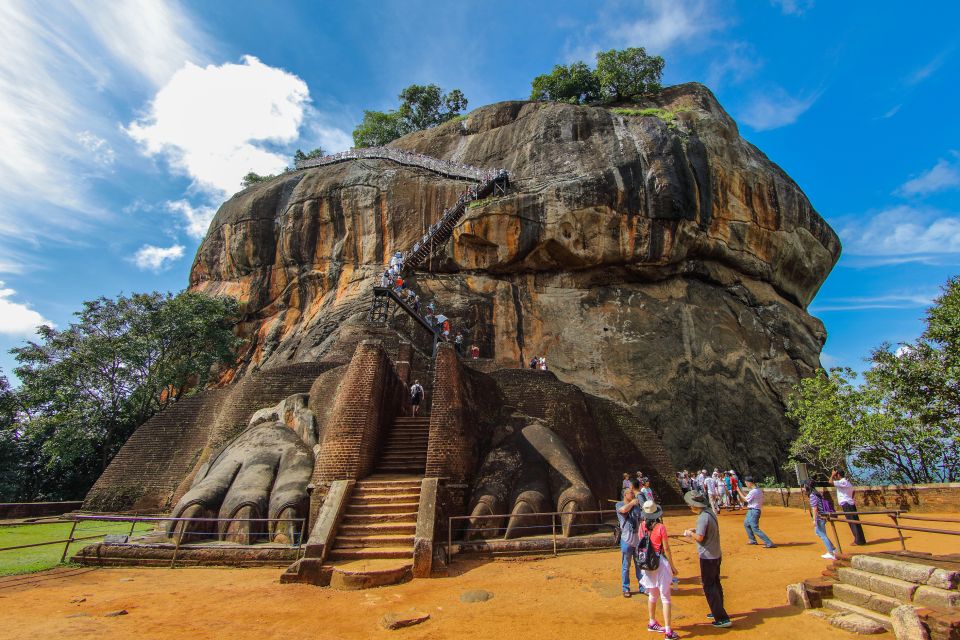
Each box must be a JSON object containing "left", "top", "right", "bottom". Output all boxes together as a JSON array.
[
  {"left": 353, "top": 110, "right": 411, "bottom": 148},
  {"left": 786, "top": 276, "right": 960, "bottom": 484},
  {"left": 352, "top": 84, "right": 468, "bottom": 147},
  {"left": 529, "top": 61, "right": 601, "bottom": 104},
  {"left": 0, "top": 373, "right": 22, "bottom": 501},
  {"left": 241, "top": 172, "right": 276, "bottom": 188},
  {"left": 594, "top": 47, "right": 665, "bottom": 102},
  {"left": 9, "top": 291, "right": 240, "bottom": 500},
  {"left": 293, "top": 147, "right": 326, "bottom": 164},
  {"left": 529, "top": 47, "right": 665, "bottom": 105}
]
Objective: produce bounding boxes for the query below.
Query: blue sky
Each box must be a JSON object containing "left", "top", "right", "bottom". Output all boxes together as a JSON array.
[{"left": 1, "top": 0, "right": 958, "bottom": 380}]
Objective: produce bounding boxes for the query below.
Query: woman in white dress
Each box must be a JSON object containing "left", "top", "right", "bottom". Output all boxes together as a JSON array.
[{"left": 639, "top": 500, "right": 680, "bottom": 639}]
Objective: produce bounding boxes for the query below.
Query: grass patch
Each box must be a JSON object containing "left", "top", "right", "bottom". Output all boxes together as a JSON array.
[
  {"left": 0, "top": 520, "right": 153, "bottom": 576},
  {"left": 610, "top": 106, "right": 691, "bottom": 129}
]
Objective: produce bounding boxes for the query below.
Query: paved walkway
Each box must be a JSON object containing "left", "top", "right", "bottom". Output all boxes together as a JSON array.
[{"left": 1, "top": 507, "right": 957, "bottom": 639}]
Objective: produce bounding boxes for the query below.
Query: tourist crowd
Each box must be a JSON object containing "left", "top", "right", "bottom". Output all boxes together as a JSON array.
[
  {"left": 615, "top": 466, "right": 870, "bottom": 634},
  {"left": 380, "top": 252, "right": 481, "bottom": 359}
]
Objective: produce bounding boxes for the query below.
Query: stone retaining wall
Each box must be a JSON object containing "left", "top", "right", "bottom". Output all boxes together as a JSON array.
[
  {"left": 763, "top": 483, "right": 960, "bottom": 513},
  {"left": 0, "top": 502, "right": 83, "bottom": 520}
]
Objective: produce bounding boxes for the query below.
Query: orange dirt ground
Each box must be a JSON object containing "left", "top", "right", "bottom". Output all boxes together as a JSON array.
[{"left": 1, "top": 506, "right": 958, "bottom": 640}]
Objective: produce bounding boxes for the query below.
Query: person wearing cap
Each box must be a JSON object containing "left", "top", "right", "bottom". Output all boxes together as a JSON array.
[
  {"left": 736, "top": 476, "right": 776, "bottom": 548},
  {"left": 682, "top": 491, "right": 732, "bottom": 628},
  {"left": 616, "top": 486, "right": 645, "bottom": 597},
  {"left": 639, "top": 500, "right": 680, "bottom": 639}
]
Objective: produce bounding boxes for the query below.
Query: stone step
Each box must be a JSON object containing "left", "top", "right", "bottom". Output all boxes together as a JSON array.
[
  {"left": 345, "top": 502, "right": 420, "bottom": 514},
  {"left": 341, "top": 512, "right": 418, "bottom": 525},
  {"left": 837, "top": 567, "right": 920, "bottom": 601},
  {"left": 832, "top": 583, "right": 902, "bottom": 615},
  {"left": 377, "top": 465, "right": 426, "bottom": 473},
  {"left": 393, "top": 417, "right": 431, "bottom": 424},
  {"left": 380, "top": 441, "right": 429, "bottom": 449},
  {"left": 357, "top": 478, "right": 423, "bottom": 488},
  {"left": 333, "top": 534, "right": 415, "bottom": 549},
  {"left": 351, "top": 493, "right": 420, "bottom": 505},
  {"left": 352, "top": 485, "right": 421, "bottom": 496},
  {"left": 851, "top": 554, "right": 944, "bottom": 587},
  {"left": 327, "top": 546, "right": 413, "bottom": 561},
  {"left": 379, "top": 453, "right": 427, "bottom": 461},
  {"left": 823, "top": 599, "right": 892, "bottom": 631},
  {"left": 339, "top": 523, "right": 417, "bottom": 536}
]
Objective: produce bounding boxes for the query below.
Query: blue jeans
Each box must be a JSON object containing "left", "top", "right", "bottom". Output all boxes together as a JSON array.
[
  {"left": 814, "top": 518, "right": 836, "bottom": 553},
  {"left": 621, "top": 543, "right": 644, "bottom": 593},
  {"left": 744, "top": 509, "right": 774, "bottom": 546}
]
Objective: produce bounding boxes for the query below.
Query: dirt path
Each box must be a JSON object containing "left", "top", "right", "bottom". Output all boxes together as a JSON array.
[{"left": 1, "top": 507, "right": 957, "bottom": 640}]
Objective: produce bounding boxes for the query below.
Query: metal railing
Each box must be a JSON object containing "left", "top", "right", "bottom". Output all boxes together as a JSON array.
[
  {"left": 446, "top": 509, "right": 620, "bottom": 565},
  {"left": 0, "top": 514, "right": 306, "bottom": 570},
  {"left": 823, "top": 509, "right": 960, "bottom": 555},
  {"left": 293, "top": 146, "right": 506, "bottom": 183}
]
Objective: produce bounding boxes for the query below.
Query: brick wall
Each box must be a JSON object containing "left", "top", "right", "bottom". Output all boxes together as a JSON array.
[
  {"left": 763, "top": 483, "right": 960, "bottom": 513},
  {"left": 425, "top": 343, "right": 502, "bottom": 483},
  {"left": 312, "top": 340, "right": 408, "bottom": 487},
  {"left": 84, "top": 388, "right": 230, "bottom": 512},
  {"left": 85, "top": 361, "right": 338, "bottom": 513}
]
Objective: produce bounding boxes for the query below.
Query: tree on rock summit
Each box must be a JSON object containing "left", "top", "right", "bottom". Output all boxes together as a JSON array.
[
  {"left": 352, "top": 83, "right": 468, "bottom": 147},
  {"left": 530, "top": 47, "right": 665, "bottom": 104}
]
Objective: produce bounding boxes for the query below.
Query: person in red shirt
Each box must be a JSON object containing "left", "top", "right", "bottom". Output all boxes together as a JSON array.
[
  {"left": 469, "top": 344, "right": 480, "bottom": 359},
  {"left": 639, "top": 500, "right": 680, "bottom": 639}
]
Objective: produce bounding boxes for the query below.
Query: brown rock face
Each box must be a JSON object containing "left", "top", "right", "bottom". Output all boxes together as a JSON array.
[{"left": 190, "top": 83, "right": 840, "bottom": 477}]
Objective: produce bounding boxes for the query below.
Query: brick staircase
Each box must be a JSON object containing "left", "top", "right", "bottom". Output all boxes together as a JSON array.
[
  {"left": 796, "top": 551, "right": 960, "bottom": 638},
  {"left": 327, "top": 477, "right": 422, "bottom": 562},
  {"left": 375, "top": 416, "right": 430, "bottom": 474}
]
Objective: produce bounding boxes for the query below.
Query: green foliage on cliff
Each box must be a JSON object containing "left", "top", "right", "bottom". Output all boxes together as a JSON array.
[
  {"left": 241, "top": 171, "right": 277, "bottom": 188},
  {"left": 530, "top": 47, "right": 664, "bottom": 104},
  {"left": 353, "top": 84, "right": 468, "bottom": 147},
  {"left": 293, "top": 147, "right": 325, "bottom": 163},
  {"left": 786, "top": 276, "right": 960, "bottom": 484},
  {"left": 0, "top": 291, "right": 241, "bottom": 501}
]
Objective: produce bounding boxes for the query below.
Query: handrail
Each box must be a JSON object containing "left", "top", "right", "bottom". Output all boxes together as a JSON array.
[
  {"left": 0, "top": 514, "right": 306, "bottom": 568},
  {"left": 823, "top": 510, "right": 960, "bottom": 555},
  {"left": 293, "top": 146, "right": 505, "bottom": 183},
  {"left": 372, "top": 287, "right": 438, "bottom": 335},
  {"left": 446, "top": 508, "right": 620, "bottom": 565}
]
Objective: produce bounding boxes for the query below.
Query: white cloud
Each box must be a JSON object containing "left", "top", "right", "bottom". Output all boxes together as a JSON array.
[
  {"left": 706, "top": 42, "right": 762, "bottom": 89},
  {"left": 737, "top": 87, "right": 821, "bottom": 131},
  {"left": 905, "top": 49, "right": 952, "bottom": 86},
  {"left": 897, "top": 156, "right": 960, "bottom": 197},
  {"left": 133, "top": 244, "right": 185, "bottom": 272},
  {"left": 838, "top": 206, "right": 960, "bottom": 256},
  {"left": 565, "top": 0, "right": 724, "bottom": 62},
  {"left": 771, "top": 0, "right": 814, "bottom": 16},
  {"left": 167, "top": 200, "right": 218, "bottom": 239},
  {"left": 126, "top": 56, "right": 314, "bottom": 197},
  {"left": 77, "top": 131, "right": 115, "bottom": 167},
  {"left": 880, "top": 104, "right": 902, "bottom": 119},
  {"left": 811, "top": 294, "right": 935, "bottom": 313},
  {"left": 0, "top": 0, "right": 205, "bottom": 250},
  {"left": 0, "top": 282, "right": 52, "bottom": 336}
]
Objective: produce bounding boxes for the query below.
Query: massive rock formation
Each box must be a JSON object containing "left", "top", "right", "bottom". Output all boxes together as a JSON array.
[{"left": 190, "top": 82, "right": 839, "bottom": 478}]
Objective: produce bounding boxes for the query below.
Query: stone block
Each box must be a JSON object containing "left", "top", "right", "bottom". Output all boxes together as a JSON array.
[
  {"left": 380, "top": 611, "right": 430, "bottom": 630},
  {"left": 834, "top": 583, "right": 902, "bottom": 615},
  {"left": 787, "top": 583, "right": 812, "bottom": 609},
  {"left": 838, "top": 567, "right": 919, "bottom": 602},
  {"left": 914, "top": 585, "right": 960, "bottom": 610},
  {"left": 891, "top": 605, "right": 930, "bottom": 640},
  {"left": 853, "top": 555, "right": 936, "bottom": 585},
  {"left": 830, "top": 613, "right": 886, "bottom": 635},
  {"left": 928, "top": 568, "right": 960, "bottom": 591}
]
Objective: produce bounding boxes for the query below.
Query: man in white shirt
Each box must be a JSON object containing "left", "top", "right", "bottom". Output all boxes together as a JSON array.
[
  {"left": 831, "top": 469, "right": 866, "bottom": 545},
  {"left": 704, "top": 474, "right": 719, "bottom": 511},
  {"left": 736, "top": 476, "right": 775, "bottom": 548}
]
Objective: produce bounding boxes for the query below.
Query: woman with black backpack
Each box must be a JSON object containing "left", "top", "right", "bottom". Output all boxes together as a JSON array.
[
  {"left": 637, "top": 500, "right": 680, "bottom": 639},
  {"left": 802, "top": 480, "right": 837, "bottom": 560}
]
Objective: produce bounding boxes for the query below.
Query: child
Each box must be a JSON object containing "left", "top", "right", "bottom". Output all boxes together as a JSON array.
[{"left": 639, "top": 501, "right": 680, "bottom": 639}]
